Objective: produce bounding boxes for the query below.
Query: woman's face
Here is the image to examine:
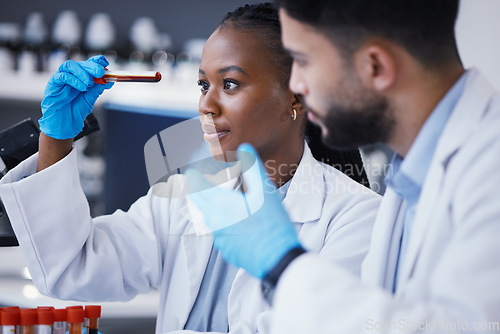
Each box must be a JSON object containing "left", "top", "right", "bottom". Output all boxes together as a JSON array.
[{"left": 198, "top": 26, "right": 295, "bottom": 161}]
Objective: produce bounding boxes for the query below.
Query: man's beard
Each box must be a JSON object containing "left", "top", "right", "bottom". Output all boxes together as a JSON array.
[
  {"left": 305, "top": 73, "right": 395, "bottom": 150},
  {"left": 320, "top": 97, "right": 395, "bottom": 150}
]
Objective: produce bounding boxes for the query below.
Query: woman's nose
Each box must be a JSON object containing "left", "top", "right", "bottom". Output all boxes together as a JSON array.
[{"left": 199, "top": 90, "right": 221, "bottom": 116}]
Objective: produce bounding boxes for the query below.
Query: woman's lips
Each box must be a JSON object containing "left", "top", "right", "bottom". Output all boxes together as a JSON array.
[
  {"left": 201, "top": 123, "right": 230, "bottom": 143},
  {"left": 203, "top": 131, "right": 230, "bottom": 143}
]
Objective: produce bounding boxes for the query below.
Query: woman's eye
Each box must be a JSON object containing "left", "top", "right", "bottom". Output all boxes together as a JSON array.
[
  {"left": 223, "top": 80, "right": 238, "bottom": 90},
  {"left": 197, "top": 80, "right": 209, "bottom": 92}
]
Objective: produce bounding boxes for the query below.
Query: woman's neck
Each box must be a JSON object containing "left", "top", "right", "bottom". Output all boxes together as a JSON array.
[{"left": 262, "top": 140, "right": 305, "bottom": 188}]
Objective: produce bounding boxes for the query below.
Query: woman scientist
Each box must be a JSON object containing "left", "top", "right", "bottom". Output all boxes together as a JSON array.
[{"left": 0, "top": 3, "right": 380, "bottom": 333}]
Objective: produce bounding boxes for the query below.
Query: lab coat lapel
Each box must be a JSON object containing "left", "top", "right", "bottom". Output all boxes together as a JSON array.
[
  {"left": 227, "top": 144, "right": 321, "bottom": 326},
  {"left": 396, "top": 69, "right": 495, "bottom": 289},
  {"left": 361, "top": 189, "right": 405, "bottom": 290},
  {"left": 396, "top": 162, "right": 444, "bottom": 291},
  {"left": 179, "top": 221, "right": 214, "bottom": 326},
  {"left": 177, "top": 163, "right": 242, "bottom": 327},
  {"left": 282, "top": 143, "right": 324, "bottom": 223}
]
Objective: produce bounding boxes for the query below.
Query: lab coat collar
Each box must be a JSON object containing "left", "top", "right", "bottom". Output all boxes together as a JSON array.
[
  {"left": 282, "top": 142, "right": 325, "bottom": 224},
  {"left": 190, "top": 142, "right": 326, "bottom": 225},
  {"left": 396, "top": 68, "right": 497, "bottom": 291},
  {"left": 182, "top": 143, "right": 325, "bottom": 234},
  {"left": 361, "top": 188, "right": 406, "bottom": 289},
  {"left": 433, "top": 68, "right": 493, "bottom": 166}
]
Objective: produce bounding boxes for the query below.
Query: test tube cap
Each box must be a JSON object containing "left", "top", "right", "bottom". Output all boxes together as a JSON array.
[
  {"left": 1, "top": 306, "right": 20, "bottom": 311},
  {"left": 20, "top": 308, "right": 38, "bottom": 326},
  {"left": 37, "top": 308, "right": 55, "bottom": 325},
  {"left": 53, "top": 308, "right": 67, "bottom": 322},
  {"left": 67, "top": 308, "right": 85, "bottom": 324},
  {"left": 85, "top": 305, "right": 101, "bottom": 318},
  {"left": 0, "top": 308, "right": 20, "bottom": 325}
]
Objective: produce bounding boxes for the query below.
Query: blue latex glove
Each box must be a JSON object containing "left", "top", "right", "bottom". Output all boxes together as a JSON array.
[
  {"left": 39, "top": 55, "right": 114, "bottom": 139},
  {"left": 186, "top": 143, "right": 302, "bottom": 279}
]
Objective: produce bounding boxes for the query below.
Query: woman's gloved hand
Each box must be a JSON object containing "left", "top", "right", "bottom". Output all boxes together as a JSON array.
[
  {"left": 185, "top": 143, "right": 302, "bottom": 279},
  {"left": 39, "top": 55, "right": 114, "bottom": 140}
]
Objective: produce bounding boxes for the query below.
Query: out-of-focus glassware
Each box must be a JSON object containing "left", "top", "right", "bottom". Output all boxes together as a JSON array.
[
  {"left": 182, "top": 38, "right": 206, "bottom": 63},
  {"left": 129, "top": 17, "right": 158, "bottom": 56},
  {"left": 24, "top": 12, "right": 47, "bottom": 46},
  {"left": 51, "top": 11, "right": 83, "bottom": 65},
  {"left": 17, "top": 49, "right": 37, "bottom": 75},
  {"left": 0, "top": 47, "right": 15, "bottom": 72},
  {"left": 0, "top": 23, "right": 21, "bottom": 71},
  {"left": 85, "top": 13, "right": 116, "bottom": 53},
  {"left": 52, "top": 10, "right": 82, "bottom": 46}
]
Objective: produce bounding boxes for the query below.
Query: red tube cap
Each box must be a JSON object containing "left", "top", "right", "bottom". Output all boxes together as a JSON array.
[
  {"left": 67, "top": 308, "right": 85, "bottom": 324},
  {"left": 93, "top": 68, "right": 109, "bottom": 84},
  {"left": 1, "top": 309, "right": 20, "bottom": 326},
  {"left": 1, "top": 306, "right": 20, "bottom": 312},
  {"left": 37, "top": 308, "right": 55, "bottom": 325},
  {"left": 85, "top": 305, "right": 101, "bottom": 319},
  {"left": 53, "top": 309, "right": 67, "bottom": 322},
  {"left": 20, "top": 308, "right": 37, "bottom": 326}
]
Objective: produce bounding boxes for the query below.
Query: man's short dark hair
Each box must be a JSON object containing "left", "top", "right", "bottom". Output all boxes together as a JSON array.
[{"left": 274, "top": 0, "right": 461, "bottom": 68}]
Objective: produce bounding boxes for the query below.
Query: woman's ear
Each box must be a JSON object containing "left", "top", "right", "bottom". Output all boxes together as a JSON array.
[{"left": 291, "top": 94, "right": 307, "bottom": 115}]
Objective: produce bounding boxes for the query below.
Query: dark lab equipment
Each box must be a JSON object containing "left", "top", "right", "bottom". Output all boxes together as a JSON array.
[{"left": 0, "top": 114, "right": 99, "bottom": 246}]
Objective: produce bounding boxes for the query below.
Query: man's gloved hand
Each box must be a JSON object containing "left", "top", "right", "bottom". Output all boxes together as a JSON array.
[
  {"left": 185, "top": 143, "right": 302, "bottom": 279},
  {"left": 39, "top": 55, "right": 114, "bottom": 140}
]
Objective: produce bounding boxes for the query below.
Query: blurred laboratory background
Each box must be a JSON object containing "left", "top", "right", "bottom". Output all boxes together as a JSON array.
[{"left": 0, "top": 0, "right": 499, "bottom": 333}]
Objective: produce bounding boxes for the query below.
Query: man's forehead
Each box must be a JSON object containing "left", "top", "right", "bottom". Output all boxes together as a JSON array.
[{"left": 279, "top": 11, "right": 335, "bottom": 56}]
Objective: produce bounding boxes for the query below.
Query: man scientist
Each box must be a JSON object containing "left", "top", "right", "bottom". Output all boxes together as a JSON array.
[{"left": 186, "top": 0, "right": 500, "bottom": 333}]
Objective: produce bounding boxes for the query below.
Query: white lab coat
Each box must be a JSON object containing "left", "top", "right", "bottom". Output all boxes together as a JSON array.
[
  {"left": 271, "top": 69, "right": 500, "bottom": 333},
  {"left": 0, "top": 142, "right": 380, "bottom": 334}
]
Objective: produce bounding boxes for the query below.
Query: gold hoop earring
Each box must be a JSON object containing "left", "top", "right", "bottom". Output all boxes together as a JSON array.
[{"left": 291, "top": 108, "right": 297, "bottom": 121}]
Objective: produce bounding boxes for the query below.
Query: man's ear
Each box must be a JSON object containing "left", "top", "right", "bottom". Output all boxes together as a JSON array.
[{"left": 354, "top": 42, "right": 396, "bottom": 92}]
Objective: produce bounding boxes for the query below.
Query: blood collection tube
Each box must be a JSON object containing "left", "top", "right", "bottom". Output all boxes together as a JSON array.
[
  {"left": 84, "top": 306, "right": 101, "bottom": 334},
  {"left": 66, "top": 307, "right": 84, "bottom": 334},
  {"left": 36, "top": 308, "right": 54, "bottom": 334},
  {"left": 52, "top": 309, "right": 67, "bottom": 334},
  {"left": 0, "top": 307, "right": 20, "bottom": 334},
  {"left": 93, "top": 70, "right": 161, "bottom": 84},
  {"left": 19, "top": 309, "right": 36, "bottom": 334}
]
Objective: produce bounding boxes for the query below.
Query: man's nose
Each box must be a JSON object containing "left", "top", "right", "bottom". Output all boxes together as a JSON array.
[{"left": 289, "top": 63, "right": 309, "bottom": 97}]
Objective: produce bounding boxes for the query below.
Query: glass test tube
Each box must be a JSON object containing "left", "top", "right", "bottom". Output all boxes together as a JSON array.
[
  {"left": 36, "top": 308, "right": 54, "bottom": 334},
  {"left": 84, "top": 306, "right": 101, "bottom": 334},
  {"left": 19, "top": 309, "right": 36, "bottom": 334},
  {"left": 0, "top": 307, "right": 20, "bottom": 334},
  {"left": 93, "top": 70, "right": 162, "bottom": 84},
  {"left": 66, "top": 308, "right": 84, "bottom": 334},
  {"left": 52, "top": 309, "right": 67, "bottom": 334}
]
